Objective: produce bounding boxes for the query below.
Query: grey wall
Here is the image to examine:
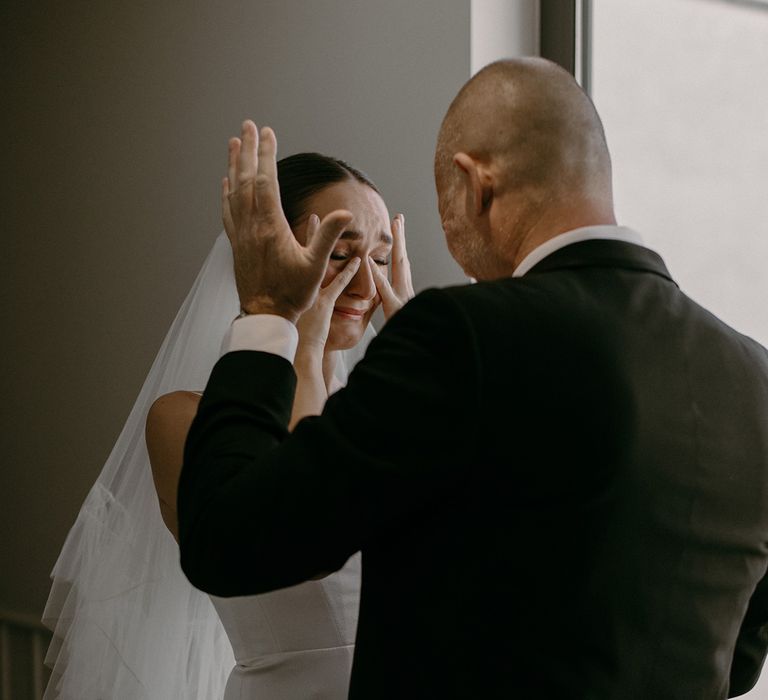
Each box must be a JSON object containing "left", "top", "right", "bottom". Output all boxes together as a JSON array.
[{"left": 1, "top": 0, "right": 470, "bottom": 621}]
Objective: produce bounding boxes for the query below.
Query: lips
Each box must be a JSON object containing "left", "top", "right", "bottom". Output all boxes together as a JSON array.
[{"left": 333, "top": 306, "right": 367, "bottom": 320}]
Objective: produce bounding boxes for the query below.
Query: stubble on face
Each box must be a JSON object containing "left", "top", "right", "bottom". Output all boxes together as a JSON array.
[
  {"left": 437, "top": 179, "right": 492, "bottom": 281},
  {"left": 435, "top": 130, "right": 496, "bottom": 280}
]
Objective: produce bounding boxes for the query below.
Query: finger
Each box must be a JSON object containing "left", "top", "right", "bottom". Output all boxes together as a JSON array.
[
  {"left": 254, "top": 126, "right": 282, "bottom": 214},
  {"left": 391, "top": 213, "right": 412, "bottom": 294},
  {"left": 228, "top": 137, "right": 240, "bottom": 190},
  {"left": 221, "top": 177, "right": 235, "bottom": 236},
  {"left": 308, "top": 209, "right": 354, "bottom": 262},
  {"left": 304, "top": 213, "right": 320, "bottom": 247},
  {"left": 370, "top": 258, "right": 400, "bottom": 308},
  {"left": 237, "top": 120, "right": 258, "bottom": 187},
  {"left": 324, "top": 257, "right": 362, "bottom": 301}
]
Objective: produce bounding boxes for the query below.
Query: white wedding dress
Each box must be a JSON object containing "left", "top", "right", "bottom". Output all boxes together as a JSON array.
[{"left": 43, "top": 233, "right": 371, "bottom": 699}]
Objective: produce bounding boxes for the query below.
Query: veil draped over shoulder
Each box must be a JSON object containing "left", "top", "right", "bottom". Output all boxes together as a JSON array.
[{"left": 42, "top": 232, "right": 374, "bottom": 699}]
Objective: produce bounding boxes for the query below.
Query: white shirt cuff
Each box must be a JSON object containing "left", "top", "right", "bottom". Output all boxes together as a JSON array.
[{"left": 220, "top": 314, "right": 299, "bottom": 364}]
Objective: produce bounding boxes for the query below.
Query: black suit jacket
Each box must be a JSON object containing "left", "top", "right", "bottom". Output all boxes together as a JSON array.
[{"left": 178, "top": 240, "right": 768, "bottom": 699}]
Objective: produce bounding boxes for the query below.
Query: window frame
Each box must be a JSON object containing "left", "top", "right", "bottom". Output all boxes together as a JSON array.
[{"left": 539, "top": 0, "right": 592, "bottom": 94}]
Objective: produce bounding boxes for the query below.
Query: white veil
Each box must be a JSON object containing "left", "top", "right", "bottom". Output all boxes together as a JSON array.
[{"left": 42, "top": 232, "right": 374, "bottom": 699}]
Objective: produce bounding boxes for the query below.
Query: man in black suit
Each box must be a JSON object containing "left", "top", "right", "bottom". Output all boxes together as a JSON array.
[{"left": 178, "top": 58, "right": 768, "bottom": 698}]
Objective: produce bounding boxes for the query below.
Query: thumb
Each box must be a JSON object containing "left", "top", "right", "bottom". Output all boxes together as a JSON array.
[{"left": 308, "top": 209, "right": 354, "bottom": 262}]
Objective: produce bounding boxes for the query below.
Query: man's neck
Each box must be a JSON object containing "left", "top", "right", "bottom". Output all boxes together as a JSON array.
[{"left": 510, "top": 209, "right": 618, "bottom": 272}]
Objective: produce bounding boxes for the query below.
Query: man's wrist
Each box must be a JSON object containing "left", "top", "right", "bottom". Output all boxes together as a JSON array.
[
  {"left": 239, "top": 300, "right": 300, "bottom": 325},
  {"left": 224, "top": 314, "right": 300, "bottom": 362}
]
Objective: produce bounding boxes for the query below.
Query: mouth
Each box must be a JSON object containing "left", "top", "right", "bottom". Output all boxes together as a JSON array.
[{"left": 333, "top": 307, "right": 367, "bottom": 320}]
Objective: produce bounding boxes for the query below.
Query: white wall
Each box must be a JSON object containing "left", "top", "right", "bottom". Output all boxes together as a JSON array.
[{"left": 471, "top": 0, "right": 539, "bottom": 74}]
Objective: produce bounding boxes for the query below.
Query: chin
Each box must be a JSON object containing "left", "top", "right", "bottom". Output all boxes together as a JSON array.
[{"left": 327, "top": 321, "right": 367, "bottom": 352}]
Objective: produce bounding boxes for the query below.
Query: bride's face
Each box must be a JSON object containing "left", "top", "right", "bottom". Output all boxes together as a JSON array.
[{"left": 296, "top": 180, "right": 392, "bottom": 351}]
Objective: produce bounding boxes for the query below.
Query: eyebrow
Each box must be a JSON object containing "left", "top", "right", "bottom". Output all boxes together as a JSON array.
[{"left": 339, "top": 229, "right": 393, "bottom": 246}]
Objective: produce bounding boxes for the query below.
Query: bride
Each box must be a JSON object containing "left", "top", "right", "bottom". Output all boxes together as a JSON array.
[{"left": 42, "top": 130, "right": 413, "bottom": 699}]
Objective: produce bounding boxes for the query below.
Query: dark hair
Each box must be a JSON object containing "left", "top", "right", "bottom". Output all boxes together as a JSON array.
[{"left": 277, "top": 152, "right": 379, "bottom": 229}]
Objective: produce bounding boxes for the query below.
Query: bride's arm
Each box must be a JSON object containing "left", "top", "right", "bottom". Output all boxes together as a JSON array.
[
  {"left": 145, "top": 346, "right": 331, "bottom": 541},
  {"left": 288, "top": 255, "right": 366, "bottom": 429},
  {"left": 146, "top": 391, "right": 201, "bottom": 541},
  {"left": 289, "top": 345, "right": 328, "bottom": 431}
]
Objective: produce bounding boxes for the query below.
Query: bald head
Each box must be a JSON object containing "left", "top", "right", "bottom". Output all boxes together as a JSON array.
[
  {"left": 434, "top": 58, "right": 615, "bottom": 279},
  {"left": 437, "top": 57, "right": 611, "bottom": 199}
]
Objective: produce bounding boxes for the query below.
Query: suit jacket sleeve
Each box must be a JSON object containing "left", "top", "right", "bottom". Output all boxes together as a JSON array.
[
  {"left": 729, "top": 568, "right": 768, "bottom": 696},
  {"left": 177, "top": 288, "right": 480, "bottom": 596}
]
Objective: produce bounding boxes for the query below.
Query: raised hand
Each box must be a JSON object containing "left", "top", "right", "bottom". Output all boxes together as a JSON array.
[
  {"left": 370, "top": 213, "right": 415, "bottom": 320},
  {"left": 221, "top": 120, "right": 353, "bottom": 323}
]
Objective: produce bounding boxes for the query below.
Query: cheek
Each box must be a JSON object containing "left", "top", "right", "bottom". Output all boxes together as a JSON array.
[
  {"left": 440, "top": 202, "right": 457, "bottom": 233},
  {"left": 444, "top": 208, "right": 470, "bottom": 243}
]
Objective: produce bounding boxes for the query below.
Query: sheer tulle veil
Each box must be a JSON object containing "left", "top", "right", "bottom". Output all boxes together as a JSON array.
[{"left": 42, "top": 232, "right": 375, "bottom": 699}]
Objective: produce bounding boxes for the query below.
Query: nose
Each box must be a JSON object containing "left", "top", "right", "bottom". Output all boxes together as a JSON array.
[{"left": 343, "top": 256, "right": 376, "bottom": 301}]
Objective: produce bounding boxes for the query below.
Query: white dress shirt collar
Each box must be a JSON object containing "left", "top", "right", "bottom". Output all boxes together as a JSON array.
[{"left": 511, "top": 225, "right": 646, "bottom": 278}]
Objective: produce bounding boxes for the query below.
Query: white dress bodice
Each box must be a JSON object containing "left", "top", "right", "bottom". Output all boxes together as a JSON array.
[{"left": 209, "top": 553, "right": 360, "bottom": 699}]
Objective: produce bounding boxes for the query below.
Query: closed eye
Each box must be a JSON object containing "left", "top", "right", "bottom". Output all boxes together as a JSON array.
[{"left": 331, "top": 253, "right": 390, "bottom": 266}]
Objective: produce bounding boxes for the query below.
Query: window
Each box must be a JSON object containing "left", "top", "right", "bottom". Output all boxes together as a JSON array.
[{"left": 591, "top": 0, "right": 768, "bottom": 351}]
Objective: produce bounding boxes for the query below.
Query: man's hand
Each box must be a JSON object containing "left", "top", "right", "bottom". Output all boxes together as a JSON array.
[
  {"left": 371, "top": 214, "right": 415, "bottom": 320},
  {"left": 221, "top": 120, "right": 353, "bottom": 323}
]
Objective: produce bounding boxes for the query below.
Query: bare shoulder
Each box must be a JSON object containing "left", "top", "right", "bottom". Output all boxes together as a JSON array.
[
  {"left": 145, "top": 391, "right": 202, "bottom": 539},
  {"left": 146, "top": 391, "right": 202, "bottom": 443},
  {"left": 149, "top": 390, "right": 201, "bottom": 416}
]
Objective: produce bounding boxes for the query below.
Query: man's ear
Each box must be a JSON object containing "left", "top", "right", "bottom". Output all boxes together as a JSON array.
[{"left": 453, "top": 152, "right": 493, "bottom": 216}]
